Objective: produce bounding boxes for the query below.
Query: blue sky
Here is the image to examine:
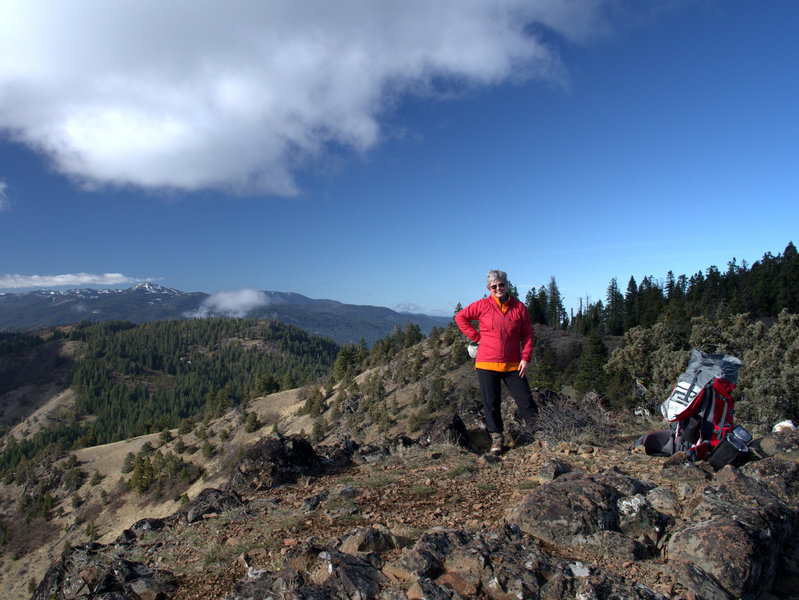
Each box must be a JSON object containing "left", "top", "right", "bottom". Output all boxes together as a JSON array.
[{"left": 1, "top": 1, "right": 797, "bottom": 317}]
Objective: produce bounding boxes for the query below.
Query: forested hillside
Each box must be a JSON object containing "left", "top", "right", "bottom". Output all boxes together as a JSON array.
[
  {"left": 0, "top": 318, "right": 339, "bottom": 473},
  {"left": 528, "top": 242, "right": 799, "bottom": 334}
]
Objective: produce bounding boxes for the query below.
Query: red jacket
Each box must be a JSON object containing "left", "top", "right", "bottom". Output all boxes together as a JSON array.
[{"left": 455, "top": 296, "right": 534, "bottom": 369}]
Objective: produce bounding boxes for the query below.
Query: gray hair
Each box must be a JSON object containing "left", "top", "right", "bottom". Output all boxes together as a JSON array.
[{"left": 486, "top": 269, "right": 508, "bottom": 288}]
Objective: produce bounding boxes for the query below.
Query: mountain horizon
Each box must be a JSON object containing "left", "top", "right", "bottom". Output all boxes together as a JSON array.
[{"left": 0, "top": 282, "right": 450, "bottom": 346}]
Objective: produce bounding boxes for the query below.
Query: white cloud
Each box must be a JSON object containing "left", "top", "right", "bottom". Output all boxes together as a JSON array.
[
  {"left": 0, "top": 181, "right": 7, "bottom": 209},
  {"left": 0, "top": 272, "right": 142, "bottom": 289},
  {"left": 0, "top": 0, "right": 613, "bottom": 195},
  {"left": 187, "top": 289, "right": 269, "bottom": 318}
]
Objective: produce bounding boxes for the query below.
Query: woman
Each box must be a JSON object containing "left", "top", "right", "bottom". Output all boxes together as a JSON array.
[{"left": 455, "top": 269, "right": 538, "bottom": 455}]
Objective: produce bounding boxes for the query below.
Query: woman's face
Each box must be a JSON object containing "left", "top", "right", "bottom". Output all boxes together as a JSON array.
[{"left": 488, "top": 279, "right": 507, "bottom": 300}]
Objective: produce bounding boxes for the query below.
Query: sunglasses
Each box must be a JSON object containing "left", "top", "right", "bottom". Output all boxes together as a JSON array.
[{"left": 490, "top": 282, "right": 506, "bottom": 290}]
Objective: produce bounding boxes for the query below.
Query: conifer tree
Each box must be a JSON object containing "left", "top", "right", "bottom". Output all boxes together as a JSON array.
[
  {"left": 574, "top": 332, "right": 609, "bottom": 395},
  {"left": 624, "top": 276, "right": 638, "bottom": 330},
  {"left": 604, "top": 278, "right": 624, "bottom": 336}
]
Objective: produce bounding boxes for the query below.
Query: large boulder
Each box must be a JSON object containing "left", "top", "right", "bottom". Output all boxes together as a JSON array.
[
  {"left": 504, "top": 473, "right": 619, "bottom": 544},
  {"left": 226, "top": 433, "right": 322, "bottom": 494},
  {"left": 505, "top": 468, "right": 664, "bottom": 557},
  {"left": 667, "top": 464, "right": 798, "bottom": 598}
]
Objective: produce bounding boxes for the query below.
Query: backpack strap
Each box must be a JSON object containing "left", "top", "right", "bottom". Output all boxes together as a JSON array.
[
  {"left": 698, "top": 385, "right": 716, "bottom": 445},
  {"left": 715, "top": 398, "right": 730, "bottom": 442}
]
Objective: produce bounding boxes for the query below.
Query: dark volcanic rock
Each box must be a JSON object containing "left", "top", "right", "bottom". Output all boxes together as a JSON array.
[
  {"left": 384, "top": 525, "right": 666, "bottom": 599},
  {"left": 226, "top": 433, "right": 322, "bottom": 493},
  {"left": 32, "top": 542, "right": 175, "bottom": 600},
  {"left": 352, "top": 443, "right": 389, "bottom": 465},
  {"left": 536, "top": 457, "right": 573, "bottom": 482},
  {"left": 773, "top": 533, "right": 799, "bottom": 599},
  {"left": 420, "top": 413, "right": 479, "bottom": 453},
  {"left": 315, "top": 438, "right": 359, "bottom": 469},
  {"left": 185, "top": 487, "right": 244, "bottom": 523},
  {"left": 228, "top": 541, "right": 388, "bottom": 600},
  {"left": 660, "top": 452, "right": 713, "bottom": 483}
]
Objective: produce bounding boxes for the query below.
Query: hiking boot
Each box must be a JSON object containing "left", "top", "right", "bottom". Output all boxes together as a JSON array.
[{"left": 490, "top": 433, "right": 504, "bottom": 455}]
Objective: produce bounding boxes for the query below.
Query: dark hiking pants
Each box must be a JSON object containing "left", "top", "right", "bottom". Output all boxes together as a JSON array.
[{"left": 476, "top": 368, "right": 539, "bottom": 434}]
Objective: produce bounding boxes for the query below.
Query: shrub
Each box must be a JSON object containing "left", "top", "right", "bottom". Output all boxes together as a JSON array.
[
  {"left": 534, "top": 392, "right": 616, "bottom": 446},
  {"left": 605, "top": 310, "right": 799, "bottom": 424},
  {"left": 244, "top": 412, "right": 261, "bottom": 433}
]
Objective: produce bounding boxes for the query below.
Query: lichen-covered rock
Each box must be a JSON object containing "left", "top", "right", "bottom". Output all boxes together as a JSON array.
[
  {"left": 667, "top": 465, "right": 797, "bottom": 598},
  {"left": 645, "top": 486, "right": 681, "bottom": 517},
  {"left": 668, "top": 517, "right": 764, "bottom": 596},
  {"left": 741, "top": 456, "right": 799, "bottom": 505},
  {"left": 664, "top": 561, "right": 732, "bottom": 600},
  {"left": 504, "top": 472, "right": 619, "bottom": 544}
]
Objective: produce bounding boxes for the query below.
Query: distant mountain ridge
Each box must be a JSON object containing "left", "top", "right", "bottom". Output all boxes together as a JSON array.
[{"left": 0, "top": 283, "right": 450, "bottom": 346}]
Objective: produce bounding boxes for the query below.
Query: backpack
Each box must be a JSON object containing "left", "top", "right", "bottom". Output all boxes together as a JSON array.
[{"left": 635, "top": 349, "right": 742, "bottom": 463}]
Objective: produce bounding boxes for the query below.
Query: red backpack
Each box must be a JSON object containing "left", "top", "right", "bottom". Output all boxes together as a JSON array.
[{"left": 635, "top": 349, "right": 741, "bottom": 461}]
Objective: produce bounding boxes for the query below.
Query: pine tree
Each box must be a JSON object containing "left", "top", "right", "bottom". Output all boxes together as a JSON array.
[
  {"left": 574, "top": 332, "right": 609, "bottom": 395},
  {"left": 624, "top": 276, "right": 638, "bottom": 330},
  {"left": 604, "top": 278, "right": 624, "bottom": 336},
  {"left": 546, "top": 277, "right": 565, "bottom": 329}
]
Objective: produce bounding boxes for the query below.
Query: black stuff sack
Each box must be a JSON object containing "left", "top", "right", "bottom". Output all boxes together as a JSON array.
[{"left": 708, "top": 425, "right": 752, "bottom": 470}]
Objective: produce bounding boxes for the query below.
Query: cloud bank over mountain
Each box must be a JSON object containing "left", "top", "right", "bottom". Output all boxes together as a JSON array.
[
  {"left": 0, "top": 272, "right": 143, "bottom": 290},
  {"left": 186, "top": 289, "right": 270, "bottom": 318},
  {"left": 0, "top": 0, "right": 614, "bottom": 195}
]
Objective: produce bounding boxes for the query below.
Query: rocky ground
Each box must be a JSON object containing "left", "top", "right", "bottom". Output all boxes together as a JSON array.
[{"left": 29, "top": 423, "right": 799, "bottom": 600}]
